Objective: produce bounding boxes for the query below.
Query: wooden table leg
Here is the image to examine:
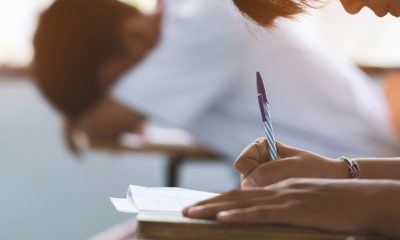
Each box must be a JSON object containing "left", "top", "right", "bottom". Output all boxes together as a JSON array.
[{"left": 167, "top": 156, "right": 183, "bottom": 187}]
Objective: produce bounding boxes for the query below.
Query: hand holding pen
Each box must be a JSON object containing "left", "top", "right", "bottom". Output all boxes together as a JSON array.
[
  {"left": 234, "top": 72, "right": 278, "bottom": 187},
  {"left": 234, "top": 72, "right": 347, "bottom": 188}
]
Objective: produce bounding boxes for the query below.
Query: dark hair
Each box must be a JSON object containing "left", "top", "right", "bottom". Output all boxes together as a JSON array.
[
  {"left": 233, "top": 0, "right": 316, "bottom": 27},
  {"left": 33, "top": 0, "right": 138, "bottom": 118}
]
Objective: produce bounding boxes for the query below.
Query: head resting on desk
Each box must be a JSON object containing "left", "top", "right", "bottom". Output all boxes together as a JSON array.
[{"left": 33, "top": 0, "right": 162, "bottom": 119}]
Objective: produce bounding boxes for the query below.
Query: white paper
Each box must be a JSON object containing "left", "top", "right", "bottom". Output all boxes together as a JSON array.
[
  {"left": 111, "top": 185, "right": 218, "bottom": 215},
  {"left": 110, "top": 197, "right": 138, "bottom": 213},
  {"left": 120, "top": 126, "right": 197, "bottom": 148}
]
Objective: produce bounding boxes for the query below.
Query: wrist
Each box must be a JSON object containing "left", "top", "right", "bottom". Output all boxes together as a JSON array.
[
  {"left": 331, "top": 159, "right": 351, "bottom": 179},
  {"left": 340, "top": 156, "right": 361, "bottom": 179}
]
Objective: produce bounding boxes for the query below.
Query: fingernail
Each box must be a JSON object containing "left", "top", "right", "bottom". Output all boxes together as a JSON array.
[
  {"left": 188, "top": 207, "right": 203, "bottom": 216},
  {"left": 182, "top": 206, "right": 191, "bottom": 215},
  {"left": 242, "top": 177, "right": 256, "bottom": 188},
  {"left": 217, "top": 211, "right": 232, "bottom": 221},
  {"left": 183, "top": 204, "right": 193, "bottom": 211}
]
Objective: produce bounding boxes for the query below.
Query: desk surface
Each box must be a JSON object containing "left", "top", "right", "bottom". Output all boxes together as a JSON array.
[
  {"left": 84, "top": 126, "right": 221, "bottom": 159},
  {"left": 83, "top": 127, "right": 222, "bottom": 187},
  {"left": 136, "top": 214, "right": 386, "bottom": 240},
  {"left": 90, "top": 139, "right": 220, "bottom": 159}
]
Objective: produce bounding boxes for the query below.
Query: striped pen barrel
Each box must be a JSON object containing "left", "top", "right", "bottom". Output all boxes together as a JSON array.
[{"left": 257, "top": 72, "right": 278, "bottom": 160}]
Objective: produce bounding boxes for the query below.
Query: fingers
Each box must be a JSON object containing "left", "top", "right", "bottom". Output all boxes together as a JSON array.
[
  {"left": 133, "top": 120, "right": 147, "bottom": 135},
  {"left": 215, "top": 201, "right": 343, "bottom": 234},
  {"left": 183, "top": 180, "right": 329, "bottom": 228},
  {"left": 275, "top": 142, "right": 300, "bottom": 158},
  {"left": 184, "top": 189, "right": 295, "bottom": 219},
  {"left": 242, "top": 158, "right": 295, "bottom": 188},
  {"left": 186, "top": 197, "right": 281, "bottom": 219},
  {"left": 182, "top": 189, "right": 267, "bottom": 216},
  {"left": 189, "top": 189, "right": 267, "bottom": 207},
  {"left": 63, "top": 119, "right": 83, "bottom": 158},
  {"left": 234, "top": 139, "right": 300, "bottom": 179},
  {"left": 235, "top": 158, "right": 261, "bottom": 180},
  {"left": 216, "top": 204, "right": 295, "bottom": 223},
  {"left": 234, "top": 138, "right": 270, "bottom": 177},
  {"left": 184, "top": 179, "right": 360, "bottom": 233},
  {"left": 238, "top": 142, "right": 301, "bottom": 188}
]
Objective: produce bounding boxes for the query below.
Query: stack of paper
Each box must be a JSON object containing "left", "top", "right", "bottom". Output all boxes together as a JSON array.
[
  {"left": 110, "top": 186, "right": 379, "bottom": 240},
  {"left": 110, "top": 185, "right": 218, "bottom": 215}
]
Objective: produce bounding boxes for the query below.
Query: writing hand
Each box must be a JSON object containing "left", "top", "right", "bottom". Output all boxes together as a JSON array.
[
  {"left": 183, "top": 178, "right": 400, "bottom": 239},
  {"left": 234, "top": 139, "right": 348, "bottom": 188}
]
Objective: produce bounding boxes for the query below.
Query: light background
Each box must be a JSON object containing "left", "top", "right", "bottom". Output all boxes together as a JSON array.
[
  {"left": 0, "top": 76, "right": 235, "bottom": 239},
  {"left": 0, "top": 1, "right": 399, "bottom": 239}
]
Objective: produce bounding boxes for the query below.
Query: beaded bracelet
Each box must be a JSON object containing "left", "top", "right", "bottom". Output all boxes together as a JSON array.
[{"left": 340, "top": 156, "right": 361, "bottom": 179}]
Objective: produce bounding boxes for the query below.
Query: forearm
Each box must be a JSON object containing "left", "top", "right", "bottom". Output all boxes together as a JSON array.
[
  {"left": 78, "top": 97, "right": 147, "bottom": 139},
  {"left": 371, "top": 181, "right": 400, "bottom": 239}
]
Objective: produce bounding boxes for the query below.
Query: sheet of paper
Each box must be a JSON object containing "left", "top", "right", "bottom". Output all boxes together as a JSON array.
[
  {"left": 120, "top": 126, "right": 197, "bottom": 148},
  {"left": 111, "top": 185, "right": 218, "bottom": 215},
  {"left": 110, "top": 197, "right": 138, "bottom": 213}
]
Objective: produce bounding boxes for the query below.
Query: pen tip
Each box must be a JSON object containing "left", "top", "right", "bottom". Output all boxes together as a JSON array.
[
  {"left": 256, "top": 72, "right": 269, "bottom": 104},
  {"left": 256, "top": 71, "right": 261, "bottom": 80},
  {"left": 256, "top": 72, "right": 265, "bottom": 90}
]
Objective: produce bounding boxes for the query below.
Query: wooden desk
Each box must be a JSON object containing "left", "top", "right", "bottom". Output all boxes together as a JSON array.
[
  {"left": 85, "top": 127, "right": 222, "bottom": 187},
  {"left": 90, "top": 216, "right": 387, "bottom": 240},
  {"left": 135, "top": 214, "right": 387, "bottom": 240}
]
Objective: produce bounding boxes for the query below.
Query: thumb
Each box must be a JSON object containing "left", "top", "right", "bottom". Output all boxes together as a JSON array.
[
  {"left": 242, "top": 159, "right": 292, "bottom": 188},
  {"left": 234, "top": 138, "right": 270, "bottom": 178}
]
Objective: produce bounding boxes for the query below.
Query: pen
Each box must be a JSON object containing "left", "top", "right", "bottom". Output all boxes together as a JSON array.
[{"left": 257, "top": 72, "right": 278, "bottom": 160}]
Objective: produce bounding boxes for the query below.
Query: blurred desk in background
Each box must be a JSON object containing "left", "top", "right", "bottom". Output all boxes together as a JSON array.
[
  {"left": 0, "top": 66, "right": 31, "bottom": 78},
  {"left": 87, "top": 126, "right": 222, "bottom": 187}
]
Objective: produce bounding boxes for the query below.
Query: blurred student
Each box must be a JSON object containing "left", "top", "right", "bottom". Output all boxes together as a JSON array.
[
  {"left": 183, "top": 1, "right": 400, "bottom": 239},
  {"left": 33, "top": 0, "right": 399, "bottom": 164}
]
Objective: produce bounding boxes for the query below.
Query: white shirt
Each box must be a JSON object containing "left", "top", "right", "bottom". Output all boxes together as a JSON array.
[{"left": 113, "top": 0, "right": 400, "bottom": 160}]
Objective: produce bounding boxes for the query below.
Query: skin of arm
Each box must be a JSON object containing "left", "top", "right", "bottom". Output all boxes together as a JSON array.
[
  {"left": 183, "top": 178, "right": 400, "bottom": 239},
  {"left": 234, "top": 138, "right": 400, "bottom": 188},
  {"left": 216, "top": 1, "right": 400, "bottom": 238},
  {"left": 183, "top": 142, "right": 400, "bottom": 238},
  {"left": 64, "top": 97, "right": 147, "bottom": 156}
]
